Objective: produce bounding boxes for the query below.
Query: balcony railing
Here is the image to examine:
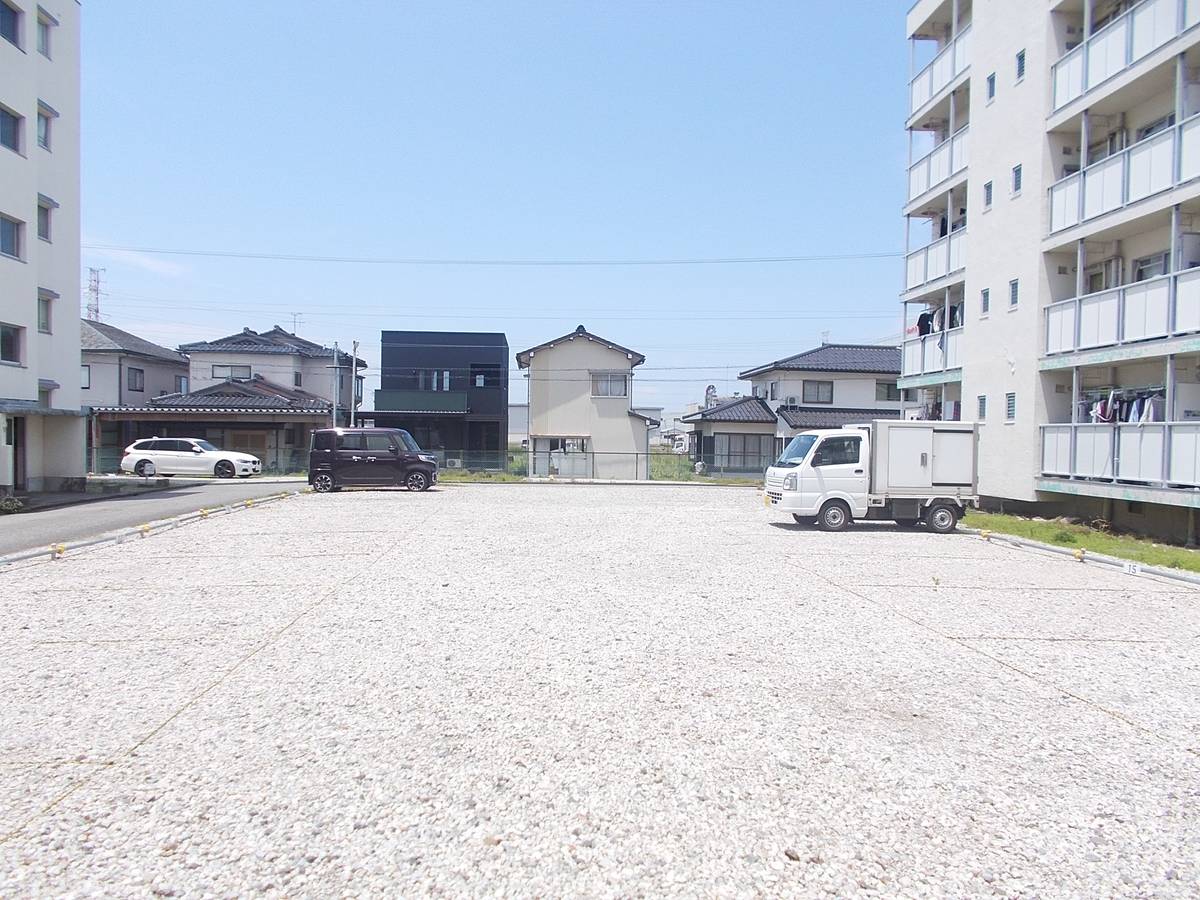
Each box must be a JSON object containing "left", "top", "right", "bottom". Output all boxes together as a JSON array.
[
  {"left": 905, "top": 229, "right": 967, "bottom": 291},
  {"left": 1044, "top": 267, "right": 1200, "bottom": 354},
  {"left": 908, "top": 127, "right": 969, "bottom": 201},
  {"left": 910, "top": 26, "right": 971, "bottom": 116},
  {"left": 1051, "top": 0, "right": 1200, "bottom": 112},
  {"left": 1049, "top": 112, "right": 1200, "bottom": 233},
  {"left": 373, "top": 389, "right": 469, "bottom": 412},
  {"left": 902, "top": 327, "right": 963, "bottom": 377},
  {"left": 1041, "top": 422, "right": 1200, "bottom": 487}
]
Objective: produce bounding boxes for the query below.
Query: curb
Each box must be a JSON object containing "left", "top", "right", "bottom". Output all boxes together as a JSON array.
[
  {"left": 963, "top": 526, "right": 1200, "bottom": 589},
  {"left": 437, "top": 478, "right": 760, "bottom": 488},
  {"left": 0, "top": 489, "right": 308, "bottom": 569}
]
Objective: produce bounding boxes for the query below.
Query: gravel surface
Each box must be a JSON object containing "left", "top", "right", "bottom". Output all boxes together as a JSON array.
[{"left": 1, "top": 483, "right": 1198, "bottom": 897}]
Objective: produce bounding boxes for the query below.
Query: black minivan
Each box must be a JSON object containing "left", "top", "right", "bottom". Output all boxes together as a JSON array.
[{"left": 308, "top": 428, "right": 439, "bottom": 493}]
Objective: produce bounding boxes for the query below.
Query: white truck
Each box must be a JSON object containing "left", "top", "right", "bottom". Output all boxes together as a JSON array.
[{"left": 762, "top": 420, "right": 978, "bottom": 533}]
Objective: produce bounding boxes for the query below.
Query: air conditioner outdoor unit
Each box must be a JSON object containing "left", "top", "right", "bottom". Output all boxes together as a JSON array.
[
  {"left": 786, "top": 397, "right": 797, "bottom": 405},
  {"left": 445, "top": 458, "right": 463, "bottom": 469}
]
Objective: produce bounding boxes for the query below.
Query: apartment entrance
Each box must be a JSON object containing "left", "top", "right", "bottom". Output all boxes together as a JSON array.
[{"left": 6, "top": 416, "right": 25, "bottom": 491}]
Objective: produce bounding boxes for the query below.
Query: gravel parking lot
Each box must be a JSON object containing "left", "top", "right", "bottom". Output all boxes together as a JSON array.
[{"left": 2, "top": 483, "right": 1198, "bottom": 897}]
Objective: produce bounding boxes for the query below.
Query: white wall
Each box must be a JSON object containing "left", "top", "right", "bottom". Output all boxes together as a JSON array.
[{"left": 82, "top": 354, "right": 188, "bottom": 407}]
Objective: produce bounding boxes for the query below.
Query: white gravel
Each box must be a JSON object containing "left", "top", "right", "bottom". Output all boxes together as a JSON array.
[{"left": 1, "top": 483, "right": 1198, "bottom": 897}]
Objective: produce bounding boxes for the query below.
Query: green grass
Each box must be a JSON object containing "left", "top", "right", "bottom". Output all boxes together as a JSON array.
[
  {"left": 964, "top": 510, "right": 1200, "bottom": 573},
  {"left": 647, "top": 450, "right": 762, "bottom": 485},
  {"left": 436, "top": 470, "right": 527, "bottom": 484}
]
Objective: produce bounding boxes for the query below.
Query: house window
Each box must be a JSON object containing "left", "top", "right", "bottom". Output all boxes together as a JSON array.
[
  {"left": 0, "top": 106, "right": 19, "bottom": 153},
  {"left": 81, "top": 364, "right": 90, "bottom": 389},
  {"left": 981, "top": 288, "right": 990, "bottom": 315},
  {"left": 37, "top": 387, "right": 50, "bottom": 408},
  {"left": 0, "top": 323, "right": 21, "bottom": 363},
  {"left": 591, "top": 372, "right": 628, "bottom": 397},
  {"left": 769, "top": 381, "right": 778, "bottom": 401},
  {"left": 175, "top": 374, "right": 189, "bottom": 394},
  {"left": 36, "top": 9, "right": 52, "bottom": 57},
  {"left": 0, "top": 1, "right": 19, "bottom": 47},
  {"left": 36, "top": 107, "right": 50, "bottom": 149},
  {"left": 212, "top": 364, "right": 251, "bottom": 380},
  {"left": 127, "top": 367, "right": 145, "bottom": 392},
  {"left": 420, "top": 369, "right": 451, "bottom": 391},
  {"left": 875, "top": 381, "right": 901, "bottom": 402},
  {"left": 977, "top": 395, "right": 986, "bottom": 420},
  {"left": 986, "top": 72, "right": 996, "bottom": 101},
  {"left": 1132, "top": 252, "right": 1169, "bottom": 282},
  {"left": 712, "top": 433, "right": 774, "bottom": 471},
  {"left": 0, "top": 214, "right": 21, "bottom": 259},
  {"left": 802, "top": 380, "right": 834, "bottom": 404},
  {"left": 36, "top": 293, "right": 50, "bottom": 333},
  {"left": 983, "top": 181, "right": 993, "bottom": 208},
  {"left": 470, "top": 364, "right": 502, "bottom": 388},
  {"left": 1009, "top": 279, "right": 1019, "bottom": 307},
  {"left": 1005, "top": 392, "right": 1016, "bottom": 420},
  {"left": 1011, "top": 164, "right": 1022, "bottom": 194},
  {"left": 36, "top": 198, "right": 52, "bottom": 241},
  {"left": 293, "top": 371, "right": 302, "bottom": 387},
  {"left": 1016, "top": 49, "right": 1026, "bottom": 81}
]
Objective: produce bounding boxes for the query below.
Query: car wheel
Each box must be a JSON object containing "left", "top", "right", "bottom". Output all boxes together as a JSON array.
[
  {"left": 312, "top": 473, "right": 335, "bottom": 493},
  {"left": 134, "top": 459, "right": 152, "bottom": 477},
  {"left": 214, "top": 460, "right": 236, "bottom": 479},
  {"left": 405, "top": 470, "right": 430, "bottom": 492},
  {"left": 925, "top": 503, "right": 960, "bottom": 535},
  {"left": 816, "top": 500, "right": 851, "bottom": 532}
]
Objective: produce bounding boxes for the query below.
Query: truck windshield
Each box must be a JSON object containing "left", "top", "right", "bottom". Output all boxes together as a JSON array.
[
  {"left": 397, "top": 430, "right": 422, "bottom": 452},
  {"left": 775, "top": 434, "right": 818, "bottom": 467}
]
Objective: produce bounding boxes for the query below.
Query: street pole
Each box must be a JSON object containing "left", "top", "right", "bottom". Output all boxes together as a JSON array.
[
  {"left": 332, "top": 342, "right": 340, "bottom": 428},
  {"left": 350, "top": 340, "right": 359, "bottom": 427}
]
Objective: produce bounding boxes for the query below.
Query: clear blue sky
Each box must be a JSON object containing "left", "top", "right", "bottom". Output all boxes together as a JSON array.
[{"left": 82, "top": 1, "right": 908, "bottom": 413}]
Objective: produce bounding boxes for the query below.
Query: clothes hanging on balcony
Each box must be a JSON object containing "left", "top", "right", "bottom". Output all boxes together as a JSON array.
[{"left": 917, "top": 311, "right": 934, "bottom": 335}]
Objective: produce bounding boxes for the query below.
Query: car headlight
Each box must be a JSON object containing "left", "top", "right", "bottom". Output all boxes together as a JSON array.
[
  {"left": 418, "top": 454, "right": 436, "bottom": 464},
  {"left": 783, "top": 472, "right": 797, "bottom": 491}
]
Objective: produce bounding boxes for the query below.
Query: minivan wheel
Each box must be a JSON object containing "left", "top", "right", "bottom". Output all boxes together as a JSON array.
[
  {"left": 214, "top": 460, "right": 236, "bottom": 479},
  {"left": 926, "top": 503, "right": 960, "bottom": 534},
  {"left": 405, "top": 470, "right": 430, "bottom": 492},
  {"left": 817, "top": 500, "right": 851, "bottom": 532},
  {"left": 312, "top": 473, "right": 335, "bottom": 493}
]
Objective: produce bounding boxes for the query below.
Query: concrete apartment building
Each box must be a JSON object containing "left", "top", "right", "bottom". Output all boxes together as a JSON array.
[
  {"left": 0, "top": 0, "right": 81, "bottom": 493},
  {"left": 902, "top": 0, "right": 1200, "bottom": 538}
]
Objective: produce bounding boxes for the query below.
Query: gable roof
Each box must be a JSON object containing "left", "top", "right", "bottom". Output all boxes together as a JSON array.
[
  {"left": 145, "top": 374, "right": 331, "bottom": 411},
  {"left": 80, "top": 320, "right": 189, "bottom": 365},
  {"left": 515, "top": 325, "right": 645, "bottom": 369},
  {"left": 681, "top": 396, "right": 777, "bottom": 424},
  {"left": 179, "top": 326, "right": 365, "bottom": 366},
  {"left": 776, "top": 406, "right": 901, "bottom": 429},
  {"left": 738, "top": 343, "right": 901, "bottom": 379}
]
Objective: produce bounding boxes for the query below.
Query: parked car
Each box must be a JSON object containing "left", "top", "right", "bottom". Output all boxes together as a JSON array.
[
  {"left": 308, "top": 427, "right": 438, "bottom": 493},
  {"left": 120, "top": 438, "right": 262, "bottom": 478}
]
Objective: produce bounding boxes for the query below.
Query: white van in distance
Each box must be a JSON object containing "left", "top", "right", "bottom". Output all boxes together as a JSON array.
[{"left": 763, "top": 420, "right": 979, "bottom": 533}]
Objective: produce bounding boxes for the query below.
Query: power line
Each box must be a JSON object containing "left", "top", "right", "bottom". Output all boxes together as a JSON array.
[{"left": 83, "top": 244, "right": 904, "bottom": 267}]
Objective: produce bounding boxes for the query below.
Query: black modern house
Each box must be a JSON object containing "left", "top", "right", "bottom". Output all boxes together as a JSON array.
[{"left": 368, "top": 331, "right": 508, "bottom": 467}]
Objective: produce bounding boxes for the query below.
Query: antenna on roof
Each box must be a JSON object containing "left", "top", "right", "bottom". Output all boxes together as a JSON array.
[{"left": 291, "top": 312, "right": 303, "bottom": 333}]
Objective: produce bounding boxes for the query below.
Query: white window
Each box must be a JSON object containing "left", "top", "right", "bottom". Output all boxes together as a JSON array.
[
  {"left": 977, "top": 395, "right": 986, "bottom": 420},
  {"left": 175, "top": 374, "right": 189, "bottom": 394},
  {"left": 0, "top": 105, "right": 19, "bottom": 153},
  {"left": 0, "top": 322, "right": 21, "bottom": 364},
  {"left": 769, "top": 381, "right": 778, "bottom": 401},
  {"left": 802, "top": 380, "right": 833, "bottom": 404},
  {"left": 0, "top": 214, "right": 21, "bottom": 259},
  {"left": 36, "top": 7, "right": 53, "bottom": 57},
  {"left": 1009, "top": 279, "right": 1019, "bottom": 307},
  {"left": 591, "top": 372, "right": 628, "bottom": 397},
  {"left": 36, "top": 109, "right": 49, "bottom": 149},
  {"left": 127, "top": 367, "right": 145, "bottom": 392},
  {"left": 213, "top": 364, "right": 251, "bottom": 380},
  {"left": 36, "top": 292, "right": 50, "bottom": 333},
  {"left": 420, "top": 369, "right": 451, "bottom": 391},
  {"left": 1012, "top": 164, "right": 1022, "bottom": 194},
  {"left": 1016, "top": 49, "right": 1026, "bottom": 81},
  {"left": 981, "top": 288, "right": 990, "bottom": 316},
  {"left": 1132, "top": 252, "right": 1169, "bottom": 282},
  {"left": 0, "top": 1, "right": 20, "bottom": 48},
  {"left": 1006, "top": 392, "right": 1016, "bottom": 420},
  {"left": 81, "top": 364, "right": 91, "bottom": 389},
  {"left": 986, "top": 72, "right": 996, "bottom": 101},
  {"left": 36, "top": 197, "right": 53, "bottom": 241},
  {"left": 983, "top": 181, "right": 993, "bottom": 208},
  {"left": 293, "top": 371, "right": 302, "bottom": 387}
]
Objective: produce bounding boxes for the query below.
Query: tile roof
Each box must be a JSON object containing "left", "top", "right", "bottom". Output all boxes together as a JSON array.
[
  {"left": 147, "top": 375, "right": 331, "bottom": 411},
  {"left": 681, "top": 396, "right": 777, "bottom": 424},
  {"left": 776, "top": 406, "right": 901, "bottom": 429},
  {"left": 179, "top": 326, "right": 364, "bottom": 365},
  {"left": 516, "top": 325, "right": 645, "bottom": 368},
  {"left": 80, "top": 320, "right": 189, "bottom": 365},
  {"left": 738, "top": 343, "right": 901, "bottom": 379}
]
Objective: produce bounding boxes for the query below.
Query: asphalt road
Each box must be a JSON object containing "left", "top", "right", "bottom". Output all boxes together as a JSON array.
[{"left": 0, "top": 479, "right": 306, "bottom": 557}]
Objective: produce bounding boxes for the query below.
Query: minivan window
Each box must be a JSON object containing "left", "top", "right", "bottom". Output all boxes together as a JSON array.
[
  {"left": 365, "top": 433, "right": 394, "bottom": 452},
  {"left": 336, "top": 432, "right": 365, "bottom": 451},
  {"left": 312, "top": 431, "right": 334, "bottom": 451},
  {"left": 776, "top": 434, "right": 818, "bottom": 467}
]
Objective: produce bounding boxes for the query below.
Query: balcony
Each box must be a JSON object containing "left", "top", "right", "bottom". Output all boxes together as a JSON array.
[
  {"left": 1052, "top": 0, "right": 1200, "bottom": 112},
  {"left": 1041, "top": 422, "right": 1200, "bottom": 487},
  {"left": 373, "top": 389, "right": 468, "bottom": 413},
  {"left": 905, "top": 229, "right": 967, "bottom": 291},
  {"left": 1044, "top": 267, "right": 1200, "bottom": 355},
  {"left": 1049, "top": 112, "right": 1200, "bottom": 233},
  {"left": 908, "top": 127, "right": 969, "bottom": 202},
  {"left": 909, "top": 26, "right": 971, "bottom": 116},
  {"left": 902, "top": 328, "right": 963, "bottom": 377}
]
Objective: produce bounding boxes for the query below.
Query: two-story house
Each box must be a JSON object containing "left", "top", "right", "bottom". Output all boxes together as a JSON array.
[
  {"left": 683, "top": 343, "right": 902, "bottom": 473},
  {"left": 366, "top": 330, "right": 508, "bottom": 468},
  {"left": 516, "top": 325, "right": 656, "bottom": 480}
]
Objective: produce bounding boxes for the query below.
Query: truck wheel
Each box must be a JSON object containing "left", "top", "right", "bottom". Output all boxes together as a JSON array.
[
  {"left": 925, "top": 503, "right": 960, "bottom": 534},
  {"left": 817, "top": 500, "right": 851, "bottom": 532}
]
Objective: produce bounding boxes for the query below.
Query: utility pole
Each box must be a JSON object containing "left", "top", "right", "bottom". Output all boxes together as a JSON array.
[
  {"left": 290, "top": 312, "right": 303, "bottom": 333},
  {"left": 86, "top": 268, "right": 104, "bottom": 321},
  {"left": 330, "top": 342, "right": 341, "bottom": 427},
  {"left": 350, "top": 340, "right": 359, "bottom": 427}
]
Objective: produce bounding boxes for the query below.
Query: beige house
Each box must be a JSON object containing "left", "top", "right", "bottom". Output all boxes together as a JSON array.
[{"left": 516, "top": 326, "right": 656, "bottom": 479}]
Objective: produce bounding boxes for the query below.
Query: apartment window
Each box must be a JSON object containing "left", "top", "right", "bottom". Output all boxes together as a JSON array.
[
  {"left": 37, "top": 388, "right": 50, "bottom": 408},
  {"left": 1009, "top": 279, "right": 1019, "bottom": 307},
  {"left": 769, "top": 380, "right": 778, "bottom": 401},
  {"left": 981, "top": 288, "right": 990, "bottom": 316},
  {"left": 36, "top": 293, "right": 50, "bottom": 333},
  {"left": 1011, "top": 164, "right": 1023, "bottom": 195},
  {"left": 1132, "top": 252, "right": 1169, "bottom": 282},
  {"left": 127, "top": 367, "right": 145, "bottom": 392},
  {"left": 0, "top": 106, "right": 18, "bottom": 153},
  {"left": 1016, "top": 49, "right": 1026, "bottom": 81},
  {"left": 0, "top": 214, "right": 20, "bottom": 259},
  {"left": 591, "top": 372, "right": 628, "bottom": 397},
  {"left": 986, "top": 73, "right": 996, "bottom": 101},
  {"left": 983, "top": 181, "right": 993, "bottom": 208},
  {"left": 212, "top": 364, "right": 251, "bottom": 380},
  {"left": 81, "top": 364, "right": 90, "bottom": 389},
  {"left": 977, "top": 395, "right": 987, "bottom": 420},
  {"left": 0, "top": 1, "right": 19, "bottom": 47},
  {"left": 36, "top": 197, "right": 53, "bottom": 241},
  {"left": 875, "top": 381, "right": 901, "bottom": 402},
  {"left": 1005, "top": 392, "right": 1017, "bottom": 420},
  {"left": 175, "top": 374, "right": 189, "bottom": 394},
  {"left": 36, "top": 8, "right": 53, "bottom": 57},
  {"left": 293, "top": 371, "right": 302, "bottom": 387},
  {"left": 0, "top": 323, "right": 21, "bottom": 363},
  {"left": 802, "top": 380, "right": 834, "bottom": 404},
  {"left": 36, "top": 106, "right": 51, "bottom": 150}
]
